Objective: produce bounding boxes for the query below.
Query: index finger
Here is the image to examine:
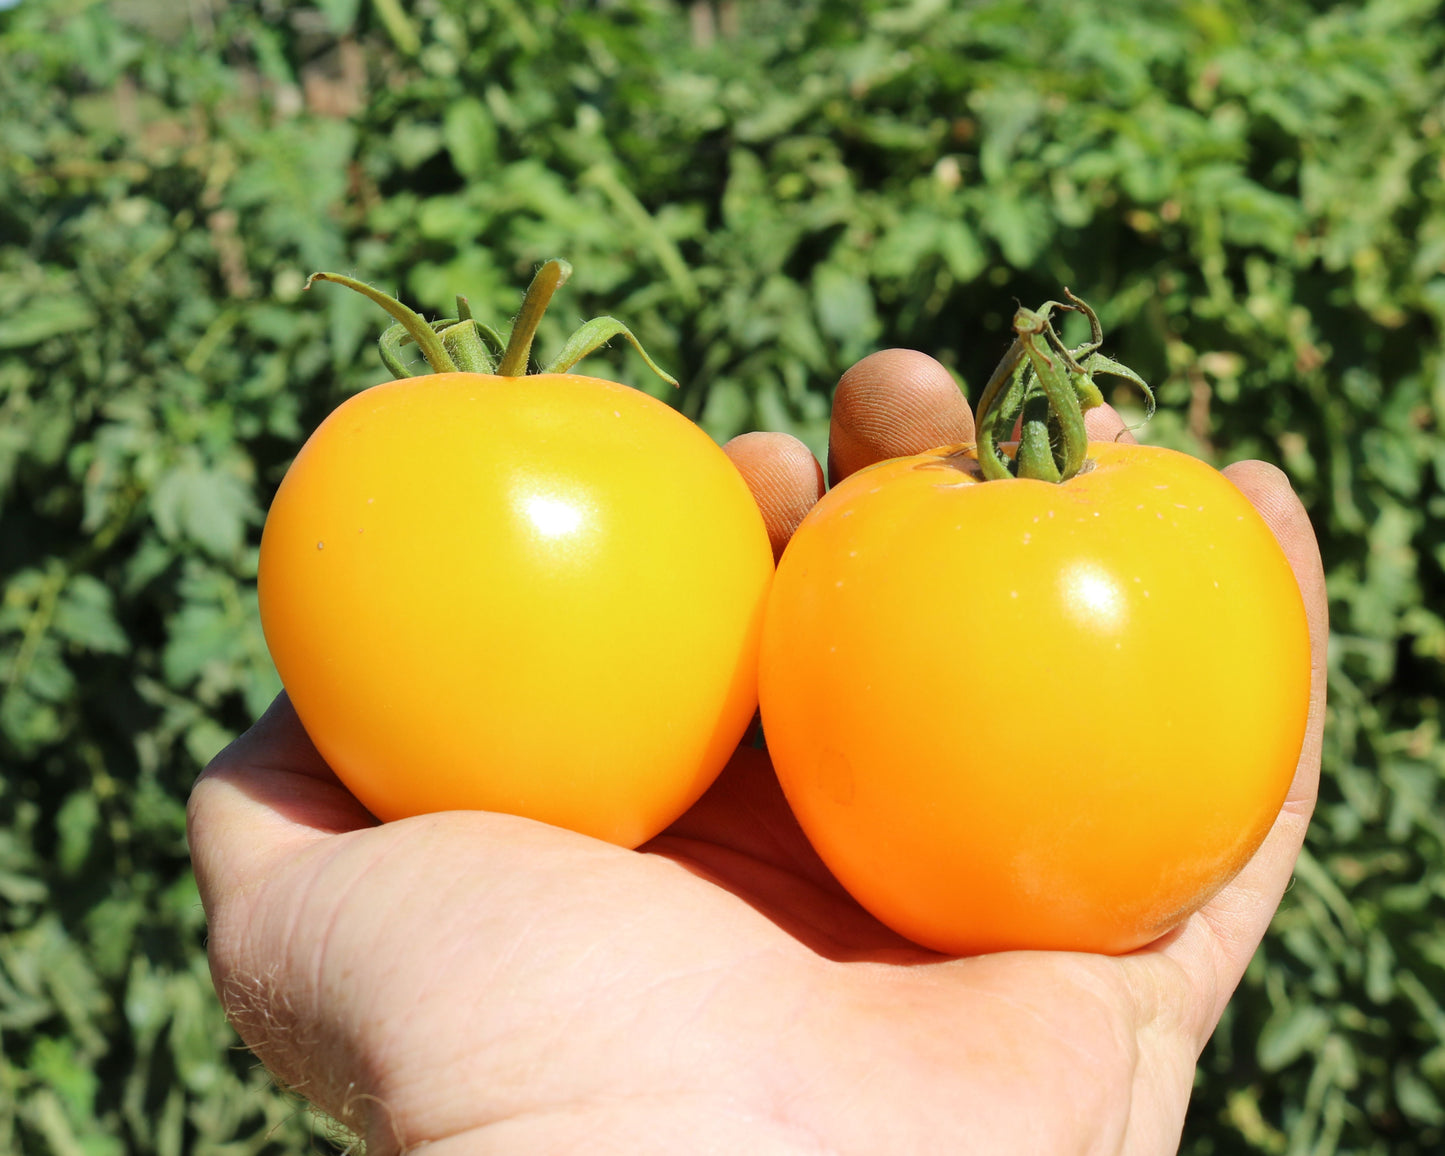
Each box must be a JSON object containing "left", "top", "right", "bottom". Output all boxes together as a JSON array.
[
  {"left": 827, "top": 348, "right": 1142, "bottom": 486},
  {"left": 827, "top": 349, "right": 974, "bottom": 485}
]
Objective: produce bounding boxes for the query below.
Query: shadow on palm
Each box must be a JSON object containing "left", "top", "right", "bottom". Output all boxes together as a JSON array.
[
  {"left": 224, "top": 690, "right": 943, "bottom": 964},
  {"left": 645, "top": 744, "right": 948, "bottom": 963}
]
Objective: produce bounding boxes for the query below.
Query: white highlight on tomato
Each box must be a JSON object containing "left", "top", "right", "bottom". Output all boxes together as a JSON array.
[
  {"left": 1061, "top": 561, "right": 1125, "bottom": 631},
  {"left": 521, "top": 494, "right": 585, "bottom": 538}
]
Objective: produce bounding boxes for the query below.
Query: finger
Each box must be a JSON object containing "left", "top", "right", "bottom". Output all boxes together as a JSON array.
[
  {"left": 723, "top": 431, "right": 825, "bottom": 561},
  {"left": 200, "top": 689, "right": 334, "bottom": 783},
  {"left": 1212, "top": 460, "right": 1328, "bottom": 818},
  {"left": 188, "top": 692, "right": 376, "bottom": 912},
  {"left": 1217, "top": 459, "right": 1328, "bottom": 816},
  {"left": 1083, "top": 402, "right": 1137, "bottom": 445},
  {"left": 1130, "top": 461, "right": 1327, "bottom": 1045},
  {"left": 997, "top": 403, "right": 1133, "bottom": 445},
  {"left": 828, "top": 349, "right": 973, "bottom": 485}
]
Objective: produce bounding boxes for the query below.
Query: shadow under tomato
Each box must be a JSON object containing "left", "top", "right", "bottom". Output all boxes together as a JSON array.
[{"left": 645, "top": 745, "right": 954, "bottom": 965}]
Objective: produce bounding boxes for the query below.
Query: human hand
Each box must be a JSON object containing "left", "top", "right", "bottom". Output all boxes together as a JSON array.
[{"left": 188, "top": 349, "right": 1327, "bottom": 1155}]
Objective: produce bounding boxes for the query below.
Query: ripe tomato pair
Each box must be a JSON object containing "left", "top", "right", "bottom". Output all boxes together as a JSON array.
[{"left": 260, "top": 270, "right": 1311, "bottom": 956}]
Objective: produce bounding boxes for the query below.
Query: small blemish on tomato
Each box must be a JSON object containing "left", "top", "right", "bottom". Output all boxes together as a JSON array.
[
  {"left": 920, "top": 450, "right": 982, "bottom": 480},
  {"left": 317, "top": 541, "right": 324, "bottom": 550}
]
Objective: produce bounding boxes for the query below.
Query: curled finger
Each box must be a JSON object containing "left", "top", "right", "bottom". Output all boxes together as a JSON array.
[
  {"left": 723, "top": 430, "right": 825, "bottom": 561},
  {"left": 828, "top": 349, "right": 974, "bottom": 485}
]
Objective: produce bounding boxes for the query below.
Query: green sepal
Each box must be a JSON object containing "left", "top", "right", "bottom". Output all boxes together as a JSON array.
[
  {"left": 497, "top": 258, "right": 571, "bottom": 377},
  {"left": 1070, "top": 368, "right": 1106, "bottom": 411},
  {"left": 543, "top": 316, "right": 679, "bottom": 387},
  {"left": 975, "top": 346, "right": 1030, "bottom": 482},
  {"left": 1018, "top": 313, "right": 1088, "bottom": 479},
  {"left": 1016, "top": 392, "right": 1063, "bottom": 482},
  {"left": 1084, "top": 352, "right": 1156, "bottom": 423},
  {"left": 379, "top": 320, "right": 423, "bottom": 378},
  {"left": 972, "top": 290, "right": 1149, "bottom": 483},
  {"left": 307, "top": 272, "right": 457, "bottom": 374},
  {"left": 440, "top": 320, "right": 496, "bottom": 374},
  {"left": 312, "top": 259, "right": 679, "bottom": 388}
]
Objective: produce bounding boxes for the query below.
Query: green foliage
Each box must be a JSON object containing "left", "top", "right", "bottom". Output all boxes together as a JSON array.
[{"left": 1, "top": 0, "right": 1443, "bottom": 1150}]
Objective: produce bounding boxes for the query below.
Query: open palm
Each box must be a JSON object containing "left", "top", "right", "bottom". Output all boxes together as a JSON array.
[{"left": 189, "top": 350, "right": 1327, "bottom": 1155}]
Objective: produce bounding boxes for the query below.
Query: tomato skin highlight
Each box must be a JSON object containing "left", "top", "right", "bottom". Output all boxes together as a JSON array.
[
  {"left": 259, "top": 371, "right": 774, "bottom": 847},
  {"left": 759, "top": 441, "right": 1311, "bottom": 955}
]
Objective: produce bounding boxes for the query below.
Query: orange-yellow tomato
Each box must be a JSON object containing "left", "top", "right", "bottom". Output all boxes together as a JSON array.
[
  {"left": 759, "top": 441, "right": 1311, "bottom": 955},
  {"left": 259, "top": 372, "right": 774, "bottom": 847}
]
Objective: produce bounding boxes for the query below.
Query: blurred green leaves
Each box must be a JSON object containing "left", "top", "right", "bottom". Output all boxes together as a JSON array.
[{"left": 2, "top": 0, "right": 1444, "bottom": 1151}]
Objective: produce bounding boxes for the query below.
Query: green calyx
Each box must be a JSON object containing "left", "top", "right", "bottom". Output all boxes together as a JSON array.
[
  {"left": 973, "top": 290, "right": 1154, "bottom": 482},
  {"left": 306, "top": 259, "right": 678, "bottom": 387}
]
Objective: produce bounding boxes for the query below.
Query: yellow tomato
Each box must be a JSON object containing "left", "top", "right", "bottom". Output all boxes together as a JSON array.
[
  {"left": 759, "top": 441, "right": 1311, "bottom": 955},
  {"left": 259, "top": 371, "right": 774, "bottom": 847}
]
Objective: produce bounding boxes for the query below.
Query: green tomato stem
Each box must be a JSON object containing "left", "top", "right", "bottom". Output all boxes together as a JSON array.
[
  {"left": 310, "top": 259, "right": 678, "bottom": 388},
  {"left": 1018, "top": 312, "right": 1088, "bottom": 479},
  {"left": 497, "top": 258, "right": 570, "bottom": 376},
  {"left": 972, "top": 291, "right": 1151, "bottom": 483},
  {"left": 307, "top": 272, "right": 457, "bottom": 374},
  {"left": 973, "top": 336, "right": 1030, "bottom": 482}
]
